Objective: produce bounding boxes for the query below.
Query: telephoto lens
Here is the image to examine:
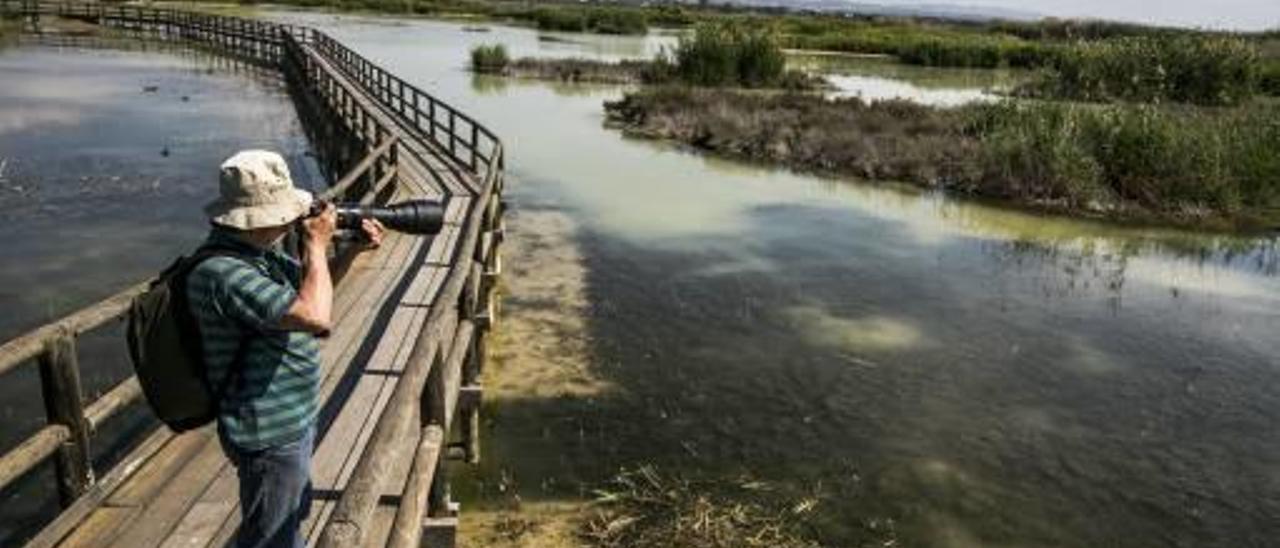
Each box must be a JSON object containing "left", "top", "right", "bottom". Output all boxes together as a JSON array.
[{"left": 333, "top": 199, "right": 446, "bottom": 235}]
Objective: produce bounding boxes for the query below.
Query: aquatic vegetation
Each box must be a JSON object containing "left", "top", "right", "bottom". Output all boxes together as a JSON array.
[
  {"left": 469, "top": 43, "right": 508, "bottom": 73},
  {"left": 663, "top": 23, "right": 798, "bottom": 88},
  {"left": 1022, "top": 36, "right": 1262, "bottom": 106},
  {"left": 605, "top": 87, "right": 1280, "bottom": 229},
  {"left": 776, "top": 17, "right": 1053, "bottom": 69},
  {"left": 471, "top": 25, "right": 823, "bottom": 90},
  {"left": 581, "top": 466, "right": 822, "bottom": 548},
  {"left": 523, "top": 5, "right": 648, "bottom": 35}
]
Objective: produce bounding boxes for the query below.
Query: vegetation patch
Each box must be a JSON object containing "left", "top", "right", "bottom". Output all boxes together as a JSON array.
[
  {"left": 469, "top": 43, "right": 509, "bottom": 73},
  {"left": 778, "top": 18, "right": 1053, "bottom": 69},
  {"left": 580, "top": 466, "right": 823, "bottom": 548},
  {"left": 471, "top": 26, "right": 826, "bottom": 90},
  {"left": 1021, "top": 36, "right": 1262, "bottom": 106},
  {"left": 1261, "top": 60, "right": 1280, "bottom": 96},
  {"left": 524, "top": 5, "right": 648, "bottom": 35},
  {"left": 605, "top": 87, "right": 1280, "bottom": 229}
]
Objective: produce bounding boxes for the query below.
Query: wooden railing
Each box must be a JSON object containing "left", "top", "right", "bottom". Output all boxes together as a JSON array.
[{"left": 0, "top": 2, "right": 505, "bottom": 545}]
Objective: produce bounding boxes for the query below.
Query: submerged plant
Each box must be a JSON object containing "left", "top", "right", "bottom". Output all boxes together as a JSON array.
[{"left": 581, "top": 466, "right": 823, "bottom": 548}]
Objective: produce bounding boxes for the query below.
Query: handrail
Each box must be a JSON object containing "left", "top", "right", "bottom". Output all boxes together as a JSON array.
[{"left": 0, "top": 4, "right": 505, "bottom": 545}]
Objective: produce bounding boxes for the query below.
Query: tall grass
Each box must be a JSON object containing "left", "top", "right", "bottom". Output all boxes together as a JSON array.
[
  {"left": 1026, "top": 36, "right": 1261, "bottom": 106},
  {"left": 1261, "top": 60, "right": 1280, "bottom": 96},
  {"left": 469, "top": 43, "right": 509, "bottom": 73},
  {"left": 969, "top": 101, "right": 1280, "bottom": 217},
  {"left": 665, "top": 23, "right": 788, "bottom": 87},
  {"left": 606, "top": 88, "right": 1280, "bottom": 227},
  {"left": 777, "top": 17, "right": 1052, "bottom": 68},
  {"left": 526, "top": 6, "right": 648, "bottom": 35}
]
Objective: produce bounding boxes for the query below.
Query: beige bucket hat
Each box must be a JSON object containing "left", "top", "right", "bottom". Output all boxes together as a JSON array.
[{"left": 205, "top": 150, "right": 313, "bottom": 230}]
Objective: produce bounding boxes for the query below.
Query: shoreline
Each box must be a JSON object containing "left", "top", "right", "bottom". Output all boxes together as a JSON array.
[{"left": 603, "top": 88, "right": 1280, "bottom": 235}]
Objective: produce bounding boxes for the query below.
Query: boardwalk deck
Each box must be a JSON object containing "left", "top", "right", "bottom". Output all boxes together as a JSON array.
[{"left": 0, "top": 2, "right": 504, "bottom": 547}]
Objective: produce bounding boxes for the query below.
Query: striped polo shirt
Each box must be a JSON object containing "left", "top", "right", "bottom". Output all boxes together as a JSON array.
[{"left": 186, "top": 227, "right": 320, "bottom": 451}]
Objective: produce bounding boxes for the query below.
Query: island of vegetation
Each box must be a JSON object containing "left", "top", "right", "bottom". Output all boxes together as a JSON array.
[
  {"left": 595, "top": 24, "right": 1280, "bottom": 230},
  {"left": 470, "top": 25, "right": 828, "bottom": 90}
]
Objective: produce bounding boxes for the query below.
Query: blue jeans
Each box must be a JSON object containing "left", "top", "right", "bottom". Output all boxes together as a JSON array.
[{"left": 222, "top": 427, "right": 315, "bottom": 548}]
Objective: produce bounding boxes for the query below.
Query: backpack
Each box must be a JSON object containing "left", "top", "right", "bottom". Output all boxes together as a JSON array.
[{"left": 126, "top": 245, "right": 249, "bottom": 432}]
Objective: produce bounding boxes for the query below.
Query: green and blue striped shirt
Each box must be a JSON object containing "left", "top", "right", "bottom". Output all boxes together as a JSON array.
[{"left": 187, "top": 227, "right": 320, "bottom": 451}]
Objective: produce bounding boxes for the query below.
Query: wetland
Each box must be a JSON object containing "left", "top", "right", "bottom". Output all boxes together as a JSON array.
[{"left": 2, "top": 7, "right": 1279, "bottom": 548}]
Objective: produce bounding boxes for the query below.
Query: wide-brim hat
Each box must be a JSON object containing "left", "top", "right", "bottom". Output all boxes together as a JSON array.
[{"left": 205, "top": 150, "right": 313, "bottom": 230}]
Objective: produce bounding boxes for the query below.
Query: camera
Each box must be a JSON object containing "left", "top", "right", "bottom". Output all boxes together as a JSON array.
[{"left": 309, "top": 199, "right": 445, "bottom": 235}]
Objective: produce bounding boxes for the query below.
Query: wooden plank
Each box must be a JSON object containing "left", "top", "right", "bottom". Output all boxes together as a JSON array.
[
  {"left": 303, "top": 266, "right": 447, "bottom": 545},
  {"left": 362, "top": 425, "right": 427, "bottom": 548},
  {"left": 57, "top": 431, "right": 214, "bottom": 547},
  {"left": 27, "top": 429, "right": 173, "bottom": 548},
  {"left": 425, "top": 225, "right": 461, "bottom": 267},
  {"left": 157, "top": 463, "right": 238, "bottom": 548},
  {"left": 106, "top": 430, "right": 214, "bottom": 508},
  {"left": 57, "top": 507, "right": 135, "bottom": 548},
  {"left": 106, "top": 438, "right": 229, "bottom": 548}
]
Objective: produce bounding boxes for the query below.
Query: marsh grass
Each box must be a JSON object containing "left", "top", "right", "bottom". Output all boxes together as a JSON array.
[
  {"left": 606, "top": 88, "right": 1280, "bottom": 228},
  {"left": 660, "top": 22, "right": 822, "bottom": 88},
  {"left": 525, "top": 6, "right": 648, "bottom": 35},
  {"left": 580, "top": 466, "right": 823, "bottom": 548},
  {"left": 472, "top": 24, "right": 823, "bottom": 90},
  {"left": 1024, "top": 36, "right": 1261, "bottom": 106},
  {"left": 1261, "top": 60, "right": 1280, "bottom": 96},
  {"left": 470, "top": 43, "right": 509, "bottom": 73}
]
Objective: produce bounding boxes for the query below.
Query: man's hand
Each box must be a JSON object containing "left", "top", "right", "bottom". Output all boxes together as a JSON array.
[
  {"left": 302, "top": 202, "right": 337, "bottom": 249},
  {"left": 359, "top": 218, "right": 386, "bottom": 250}
]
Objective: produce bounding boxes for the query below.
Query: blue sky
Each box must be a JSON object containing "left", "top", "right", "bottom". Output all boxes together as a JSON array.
[{"left": 883, "top": 0, "right": 1280, "bottom": 31}]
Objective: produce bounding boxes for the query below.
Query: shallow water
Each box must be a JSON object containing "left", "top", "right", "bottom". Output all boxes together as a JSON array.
[
  {"left": 788, "top": 52, "right": 1025, "bottom": 105},
  {"left": 2, "top": 12, "right": 1279, "bottom": 548},
  {"left": 0, "top": 38, "right": 314, "bottom": 543}
]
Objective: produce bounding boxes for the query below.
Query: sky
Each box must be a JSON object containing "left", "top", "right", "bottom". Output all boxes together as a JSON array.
[{"left": 886, "top": 0, "right": 1280, "bottom": 31}]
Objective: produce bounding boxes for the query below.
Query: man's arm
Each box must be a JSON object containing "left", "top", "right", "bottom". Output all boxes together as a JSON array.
[{"left": 279, "top": 203, "right": 336, "bottom": 334}]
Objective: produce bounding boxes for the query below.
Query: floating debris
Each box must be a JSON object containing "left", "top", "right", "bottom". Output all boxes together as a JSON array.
[{"left": 142, "top": 85, "right": 159, "bottom": 93}]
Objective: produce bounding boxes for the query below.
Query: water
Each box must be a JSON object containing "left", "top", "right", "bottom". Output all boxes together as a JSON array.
[
  {"left": 0, "top": 37, "right": 315, "bottom": 544},
  {"left": 3, "top": 12, "right": 1279, "bottom": 547},
  {"left": 788, "top": 52, "right": 1025, "bottom": 106}
]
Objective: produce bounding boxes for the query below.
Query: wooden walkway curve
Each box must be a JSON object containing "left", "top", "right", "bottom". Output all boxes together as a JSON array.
[{"left": 0, "top": 2, "right": 505, "bottom": 547}]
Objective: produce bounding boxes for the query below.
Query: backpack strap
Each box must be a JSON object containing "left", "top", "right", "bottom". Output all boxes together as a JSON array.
[{"left": 175, "top": 243, "right": 259, "bottom": 412}]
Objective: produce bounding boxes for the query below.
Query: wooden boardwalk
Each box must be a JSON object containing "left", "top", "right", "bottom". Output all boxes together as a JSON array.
[{"left": 0, "top": 3, "right": 504, "bottom": 547}]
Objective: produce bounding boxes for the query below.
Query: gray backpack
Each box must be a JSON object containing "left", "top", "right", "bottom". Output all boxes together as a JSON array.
[{"left": 126, "top": 245, "right": 248, "bottom": 432}]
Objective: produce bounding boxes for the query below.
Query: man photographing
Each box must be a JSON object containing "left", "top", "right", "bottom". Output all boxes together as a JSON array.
[{"left": 189, "top": 150, "right": 383, "bottom": 548}]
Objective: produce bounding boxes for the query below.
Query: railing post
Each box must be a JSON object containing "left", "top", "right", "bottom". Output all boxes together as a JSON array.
[{"left": 39, "top": 331, "right": 94, "bottom": 507}]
